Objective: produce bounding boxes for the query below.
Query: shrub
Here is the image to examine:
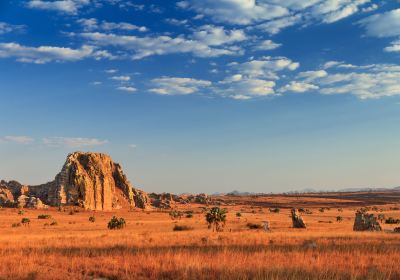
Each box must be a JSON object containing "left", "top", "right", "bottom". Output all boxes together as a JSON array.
[
  {"left": 18, "top": 210, "right": 24, "bottom": 215},
  {"left": 338, "top": 208, "right": 343, "bottom": 212},
  {"left": 21, "top": 218, "right": 30, "bottom": 225},
  {"left": 319, "top": 208, "right": 325, "bottom": 213},
  {"left": 206, "top": 207, "right": 227, "bottom": 232},
  {"left": 236, "top": 212, "right": 242, "bottom": 218},
  {"left": 38, "top": 214, "right": 51, "bottom": 219},
  {"left": 108, "top": 216, "right": 126, "bottom": 230},
  {"left": 173, "top": 224, "right": 193, "bottom": 231},
  {"left": 186, "top": 213, "right": 193, "bottom": 218},
  {"left": 169, "top": 210, "right": 183, "bottom": 220},
  {"left": 89, "top": 216, "right": 96, "bottom": 223},
  {"left": 12, "top": 223, "right": 21, "bottom": 228},
  {"left": 336, "top": 216, "right": 343, "bottom": 222},
  {"left": 50, "top": 221, "right": 58, "bottom": 226},
  {"left": 247, "top": 223, "right": 263, "bottom": 229},
  {"left": 385, "top": 217, "right": 400, "bottom": 224}
]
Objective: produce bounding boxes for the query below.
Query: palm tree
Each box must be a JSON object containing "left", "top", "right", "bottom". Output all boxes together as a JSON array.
[{"left": 205, "top": 207, "right": 227, "bottom": 232}]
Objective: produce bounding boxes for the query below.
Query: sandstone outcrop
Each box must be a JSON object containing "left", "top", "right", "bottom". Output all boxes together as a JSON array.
[
  {"left": 0, "top": 152, "right": 150, "bottom": 210},
  {"left": 353, "top": 210, "right": 382, "bottom": 231},
  {"left": 291, "top": 208, "right": 307, "bottom": 228}
]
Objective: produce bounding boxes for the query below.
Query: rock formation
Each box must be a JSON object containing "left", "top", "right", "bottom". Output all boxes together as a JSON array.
[
  {"left": 0, "top": 152, "right": 150, "bottom": 210},
  {"left": 353, "top": 210, "right": 382, "bottom": 231},
  {"left": 291, "top": 208, "right": 307, "bottom": 228}
]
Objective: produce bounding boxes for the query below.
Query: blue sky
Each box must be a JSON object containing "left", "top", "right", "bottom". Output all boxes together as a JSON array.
[{"left": 1, "top": 0, "right": 400, "bottom": 194}]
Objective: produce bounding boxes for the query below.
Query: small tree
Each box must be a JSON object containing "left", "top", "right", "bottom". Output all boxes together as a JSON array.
[
  {"left": 108, "top": 216, "right": 126, "bottom": 230},
  {"left": 205, "top": 207, "right": 227, "bottom": 232},
  {"left": 21, "top": 218, "right": 30, "bottom": 226}
]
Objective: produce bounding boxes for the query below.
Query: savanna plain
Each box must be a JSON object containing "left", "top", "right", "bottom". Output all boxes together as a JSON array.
[{"left": 1, "top": 192, "right": 400, "bottom": 280}]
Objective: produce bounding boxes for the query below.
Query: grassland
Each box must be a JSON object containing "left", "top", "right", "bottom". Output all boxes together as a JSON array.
[{"left": 0, "top": 192, "right": 400, "bottom": 280}]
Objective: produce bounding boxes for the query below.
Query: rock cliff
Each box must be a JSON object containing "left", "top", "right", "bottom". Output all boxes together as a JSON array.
[{"left": 0, "top": 152, "right": 150, "bottom": 210}]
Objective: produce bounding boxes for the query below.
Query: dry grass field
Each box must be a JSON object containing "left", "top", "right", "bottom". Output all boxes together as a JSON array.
[{"left": 1, "top": 192, "right": 400, "bottom": 280}]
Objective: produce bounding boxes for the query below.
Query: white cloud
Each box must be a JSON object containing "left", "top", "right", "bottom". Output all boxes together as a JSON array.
[
  {"left": 79, "top": 31, "right": 241, "bottom": 59},
  {"left": 179, "top": 0, "right": 371, "bottom": 35},
  {"left": 232, "top": 56, "right": 300, "bottom": 80},
  {"left": 256, "top": 14, "right": 302, "bottom": 35},
  {"left": 358, "top": 8, "right": 400, "bottom": 38},
  {"left": 77, "top": 18, "right": 148, "bottom": 32},
  {"left": 192, "top": 25, "right": 246, "bottom": 46},
  {"left": 105, "top": 69, "right": 118, "bottom": 73},
  {"left": 297, "top": 70, "right": 328, "bottom": 81},
  {"left": 43, "top": 137, "right": 108, "bottom": 147},
  {"left": 253, "top": 40, "right": 281, "bottom": 51},
  {"left": 0, "top": 42, "right": 96, "bottom": 64},
  {"left": 291, "top": 62, "right": 400, "bottom": 99},
  {"left": 149, "top": 77, "right": 211, "bottom": 95},
  {"left": 128, "top": 144, "right": 137, "bottom": 149},
  {"left": 117, "top": 86, "right": 136, "bottom": 92},
  {"left": 90, "top": 81, "right": 102, "bottom": 85},
  {"left": 0, "top": 22, "right": 26, "bottom": 34},
  {"left": 1, "top": 136, "right": 34, "bottom": 144},
  {"left": 218, "top": 78, "right": 276, "bottom": 99},
  {"left": 178, "top": 0, "right": 288, "bottom": 25},
  {"left": 111, "top": 75, "right": 130, "bottom": 81},
  {"left": 27, "top": 0, "right": 91, "bottom": 15},
  {"left": 384, "top": 40, "right": 400, "bottom": 53},
  {"left": 279, "top": 81, "right": 318, "bottom": 93}
]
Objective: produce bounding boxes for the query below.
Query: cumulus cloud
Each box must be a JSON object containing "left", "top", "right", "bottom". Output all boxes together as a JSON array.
[
  {"left": 111, "top": 75, "right": 130, "bottom": 81},
  {"left": 384, "top": 40, "right": 400, "bottom": 53},
  {"left": 231, "top": 56, "right": 300, "bottom": 80},
  {"left": 0, "top": 22, "right": 26, "bottom": 34},
  {"left": 279, "top": 81, "right": 318, "bottom": 93},
  {"left": 43, "top": 137, "right": 108, "bottom": 147},
  {"left": 177, "top": 0, "right": 288, "bottom": 25},
  {"left": 1, "top": 136, "right": 34, "bottom": 144},
  {"left": 286, "top": 62, "right": 400, "bottom": 99},
  {"left": 192, "top": 25, "right": 246, "bottom": 46},
  {"left": 179, "top": 0, "right": 371, "bottom": 35},
  {"left": 117, "top": 86, "right": 136, "bottom": 92},
  {"left": 0, "top": 42, "right": 101, "bottom": 64},
  {"left": 253, "top": 40, "right": 281, "bottom": 51},
  {"left": 79, "top": 31, "right": 242, "bottom": 59},
  {"left": 26, "top": 0, "right": 91, "bottom": 15},
  {"left": 358, "top": 8, "right": 400, "bottom": 38},
  {"left": 77, "top": 18, "right": 148, "bottom": 32},
  {"left": 149, "top": 77, "right": 211, "bottom": 95}
]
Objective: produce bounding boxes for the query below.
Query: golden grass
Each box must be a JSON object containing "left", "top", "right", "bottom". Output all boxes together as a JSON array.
[{"left": 0, "top": 199, "right": 399, "bottom": 280}]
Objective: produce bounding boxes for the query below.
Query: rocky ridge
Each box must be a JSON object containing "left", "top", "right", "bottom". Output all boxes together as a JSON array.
[{"left": 0, "top": 152, "right": 212, "bottom": 210}]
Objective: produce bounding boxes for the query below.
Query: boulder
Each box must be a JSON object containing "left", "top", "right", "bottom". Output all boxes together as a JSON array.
[
  {"left": 353, "top": 210, "right": 382, "bottom": 231},
  {"left": 291, "top": 208, "right": 306, "bottom": 228}
]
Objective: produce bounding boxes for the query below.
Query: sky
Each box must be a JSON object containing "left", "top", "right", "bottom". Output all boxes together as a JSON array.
[{"left": 1, "top": 0, "right": 400, "bottom": 194}]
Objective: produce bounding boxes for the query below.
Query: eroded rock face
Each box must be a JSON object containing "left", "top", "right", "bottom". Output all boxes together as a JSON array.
[
  {"left": 291, "top": 208, "right": 307, "bottom": 228},
  {"left": 0, "top": 152, "right": 150, "bottom": 210},
  {"left": 353, "top": 210, "right": 382, "bottom": 231}
]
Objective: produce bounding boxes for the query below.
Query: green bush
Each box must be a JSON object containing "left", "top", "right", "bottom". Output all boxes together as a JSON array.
[
  {"left": 205, "top": 207, "right": 227, "bottom": 232},
  {"left": 169, "top": 210, "right": 183, "bottom": 220},
  {"left": 21, "top": 217, "right": 30, "bottom": 225},
  {"left": 108, "top": 216, "right": 126, "bottom": 230},
  {"left": 18, "top": 210, "right": 25, "bottom": 215},
  {"left": 89, "top": 216, "right": 96, "bottom": 223},
  {"left": 12, "top": 223, "right": 21, "bottom": 228},
  {"left": 385, "top": 217, "right": 400, "bottom": 224},
  {"left": 336, "top": 216, "right": 343, "bottom": 222},
  {"left": 38, "top": 214, "right": 51, "bottom": 219},
  {"left": 236, "top": 212, "right": 242, "bottom": 218},
  {"left": 50, "top": 221, "right": 58, "bottom": 226},
  {"left": 185, "top": 213, "right": 193, "bottom": 218}
]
